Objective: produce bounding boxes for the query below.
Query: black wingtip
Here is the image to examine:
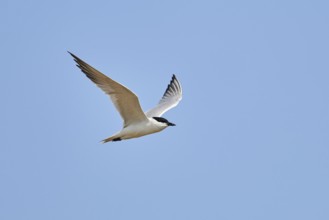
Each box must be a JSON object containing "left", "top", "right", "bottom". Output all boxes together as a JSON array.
[
  {"left": 68, "top": 52, "right": 84, "bottom": 67},
  {"left": 172, "top": 74, "right": 180, "bottom": 84},
  {"left": 67, "top": 51, "right": 78, "bottom": 59},
  {"left": 170, "top": 74, "right": 178, "bottom": 85}
]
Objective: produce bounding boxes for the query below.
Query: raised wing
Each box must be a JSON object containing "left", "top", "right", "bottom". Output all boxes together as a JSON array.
[
  {"left": 146, "top": 74, "right": 182, "bottom": 117},
  {"left": 69, "top": 52, "right": 148, "bottom": 127}
]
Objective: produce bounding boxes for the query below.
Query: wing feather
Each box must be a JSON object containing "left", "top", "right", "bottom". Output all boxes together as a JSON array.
[
  {"left": 69, "top": 52, "right": 147, "bottom": 127},
  {"left": 146, "top": 74, "right": 182, "bottom": 117}
]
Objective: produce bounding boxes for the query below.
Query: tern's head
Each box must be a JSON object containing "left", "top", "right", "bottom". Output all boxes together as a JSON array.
[{"left": 152, "top": 117, "right": 176, "bottom": 126}]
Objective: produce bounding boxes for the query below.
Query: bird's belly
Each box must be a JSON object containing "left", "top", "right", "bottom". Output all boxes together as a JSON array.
[{"left": 122, "top": 122, "right": 165, "bottom": 139}]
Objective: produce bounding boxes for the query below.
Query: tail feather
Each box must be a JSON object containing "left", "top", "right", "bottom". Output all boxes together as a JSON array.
[{"left": 102, "top": 136, "right": 122, "bottom": 143}]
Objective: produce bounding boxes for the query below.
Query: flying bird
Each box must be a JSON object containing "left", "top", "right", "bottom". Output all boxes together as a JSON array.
[{"left": 68, "top": 52, "right": 182, "bottom": 143}]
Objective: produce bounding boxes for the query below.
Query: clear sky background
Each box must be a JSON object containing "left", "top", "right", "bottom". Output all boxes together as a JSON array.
[{"left": 2, "top": 0, "right": 329, "bottom": 219}]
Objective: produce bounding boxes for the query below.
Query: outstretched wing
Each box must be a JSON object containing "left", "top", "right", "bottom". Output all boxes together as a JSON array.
[
  {"left": 69, "top": 52, "right": 148, "bottom": 127},
  {"left": 146, "top": 74, "right": 182, "bottom": 117}
]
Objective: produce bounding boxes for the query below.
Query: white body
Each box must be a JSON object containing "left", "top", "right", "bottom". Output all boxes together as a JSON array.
[{"left": 107, "top": 118, "right": 167, "bottom": 141}]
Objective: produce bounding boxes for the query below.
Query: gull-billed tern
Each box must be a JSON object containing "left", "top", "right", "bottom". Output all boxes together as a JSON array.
[{"left": 69, "top": 52, "right": 182, "bottom": 143}]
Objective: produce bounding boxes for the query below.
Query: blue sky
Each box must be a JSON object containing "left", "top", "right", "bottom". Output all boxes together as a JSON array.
[{"left": 2, "top": 0, "right": 329, "bottom": 219}]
